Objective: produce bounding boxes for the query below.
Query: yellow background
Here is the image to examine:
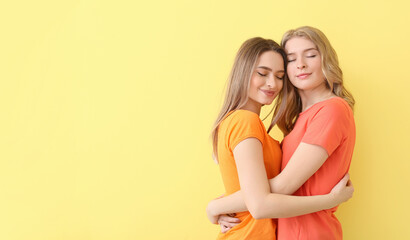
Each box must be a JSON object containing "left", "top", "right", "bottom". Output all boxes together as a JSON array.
[{"left": 1, "top": 0, "right": 409, "bottom": 239}]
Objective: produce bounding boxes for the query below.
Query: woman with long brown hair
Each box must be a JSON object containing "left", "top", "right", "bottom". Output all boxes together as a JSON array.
[{"left": 208, "top": 35, "right": 354, "bottom": 239}]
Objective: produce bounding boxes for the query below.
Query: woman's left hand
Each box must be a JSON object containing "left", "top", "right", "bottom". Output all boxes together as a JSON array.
[{"left": 330, "top": 173, "right": 354, "bottom": 206}]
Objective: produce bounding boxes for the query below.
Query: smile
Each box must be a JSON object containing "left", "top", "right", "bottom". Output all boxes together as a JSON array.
[
  {"left": 296, "top": 73, "right": 312, "bottom": 79},
  {"left": 260, "top": 89, "right": 275, "bottom": 97}
]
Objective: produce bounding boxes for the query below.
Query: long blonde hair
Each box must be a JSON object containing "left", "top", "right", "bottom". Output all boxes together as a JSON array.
[
  {"left": 275, "top": 26, "right": 355, "bottom": 136},
  {"left": 211, "top": 37, "right": 287, "bottom": 161}
]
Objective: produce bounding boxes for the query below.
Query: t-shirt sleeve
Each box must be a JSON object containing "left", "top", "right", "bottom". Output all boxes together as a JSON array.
[
  {"left": 227, "top": 111, "right": 266, "bottom": 152},
  {"left": 301, "top": 102, "right": 351, "bottom": 156}
]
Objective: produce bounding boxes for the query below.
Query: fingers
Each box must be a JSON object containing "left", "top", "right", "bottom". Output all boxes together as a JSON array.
[
  {"left": 219, "top": 220, "right": 238, "bottom": 233},
  {"left": 218, "top": 215, "right": 241, "bottom": 233},
  {"left": 330, "top": 173, "right": 354, "bottom": 196},
  {"left": 345, "top": 179, "right": 354, "bottom": 200},
  {"left": 219, "top": 220, "right": 239, "bottom": 228},
  {"left": 346, "top": 177, "right": 354, "bottom": 194},
  {"left": 218, "top": 215, "right": 240, "bottom": 223},
  {"left": 347, "top": 180, "right": 354, "bottom": 195},
  {"left": 340, "top": 173, "right": 350, "bottom": 186},
  {"left": 220, "top": 224, "right": 231, "bottom": 233}
]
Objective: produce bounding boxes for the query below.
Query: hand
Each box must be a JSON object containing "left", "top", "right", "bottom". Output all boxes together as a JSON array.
[
  {"left": 218, "top": 214, "right": 240, "bottom": 233},
  {"left": 330, "top": 173, "right": 354, "bottom": 206},
  {"left": 206, "top": 194, "right": 226, "bottom": 224}
]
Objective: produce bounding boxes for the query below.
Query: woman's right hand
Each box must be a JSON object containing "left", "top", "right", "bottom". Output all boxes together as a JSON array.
[
  {"left": 218, "top": 214, "right": 241, "bottom": 233},
  {"left": 330, "top": 173, "right": 354, "bottom": 206}
]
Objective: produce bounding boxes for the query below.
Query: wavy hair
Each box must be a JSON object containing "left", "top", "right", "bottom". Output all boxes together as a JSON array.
[{"left": 276, "top": 26, "right": 355, "bottom": 136}]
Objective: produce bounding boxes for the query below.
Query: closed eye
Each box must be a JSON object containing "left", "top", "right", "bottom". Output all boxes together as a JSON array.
[
  {"left": 257, "top": 72, "right": 267, "bottom": 77},
  {"left": 307, "top": 55, "right": 316, "bottom": 58}
]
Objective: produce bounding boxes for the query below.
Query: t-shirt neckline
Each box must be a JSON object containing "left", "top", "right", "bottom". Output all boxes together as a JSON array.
[{"left": 299, "top": 96, "right": 341, "bottom": 116}]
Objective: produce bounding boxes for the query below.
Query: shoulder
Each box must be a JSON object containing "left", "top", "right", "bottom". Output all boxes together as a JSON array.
[
  {"left": 222, "top": 110, "right": 266, "bottom": 150},
  {"left": 224, "top": 110, "right": 262, "bottom": 126},
  {"left": 325, "top": 97, "right": 351, "bottom": 112},
  {"left": 220, "top": 110, "right": 266, "bottom": 139},
  {"left": 315, "top": 97, "right": 353, "bottom": 118}
]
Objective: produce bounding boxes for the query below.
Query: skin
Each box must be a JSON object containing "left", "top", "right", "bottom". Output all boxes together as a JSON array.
[
  {"left": 286, "top": 37, "right": 336, "bottom": 110},
  {"left": 242, "top": 50, "right": 285, "bottom": 115},
  {"left": 208, "top": 48, "right": 354, "bottom": 232}
]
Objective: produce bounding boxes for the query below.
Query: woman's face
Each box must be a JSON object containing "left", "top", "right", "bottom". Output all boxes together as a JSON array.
[
  {"left": 246, "top": 50, "right": 284, "bottom": 110},
  {"left": 285, "top": 37, "right": 326, "bottom": 91}
]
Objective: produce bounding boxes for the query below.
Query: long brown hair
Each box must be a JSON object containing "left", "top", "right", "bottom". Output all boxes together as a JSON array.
[
  {"left": 211, "top": 37, "right": 287, "bottom": 162},
  {"left": 275, "top": 26, "right": 355, "bottom": 136}
]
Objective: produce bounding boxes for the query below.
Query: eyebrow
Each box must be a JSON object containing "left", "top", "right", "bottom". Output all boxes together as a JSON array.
[
  {"left": 257, "top": 66, "right": 284, "bottom": 73},
  {"left": 287, "top": 47, "right": 318, "bottom": 55}
]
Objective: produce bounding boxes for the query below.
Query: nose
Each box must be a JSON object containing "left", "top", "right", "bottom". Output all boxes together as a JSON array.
[
  {"left": 266, "top": 76, "right": 278, "bottom": 89},
  {"left": 296, "top": 58, "right": 306, "bottom": 69}
]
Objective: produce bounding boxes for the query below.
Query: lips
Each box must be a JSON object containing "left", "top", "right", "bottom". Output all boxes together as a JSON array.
[
  {"left": 296, "top": 73, "right": 312, "bottom": 79},
  {"left": 260, "top": 89, "right": 275, "bottom": 97}
]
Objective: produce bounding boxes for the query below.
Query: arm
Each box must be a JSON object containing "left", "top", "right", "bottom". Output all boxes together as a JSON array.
[
  {"left": 220, "top": 138, "right": 351, "bottom": 220},
  {"left": 268, "top": 142, "right": 328, "bottom": 194},
  {"left": 207, "top": 103, "right": 354, "bottom": 225},
  {"left": 207, "top": 142, "right": 331, "bottom": 219}
]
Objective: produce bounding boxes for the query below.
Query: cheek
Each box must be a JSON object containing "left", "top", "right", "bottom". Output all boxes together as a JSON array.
[
  {"left": 249, "top": 81, "right": 259, "bottom": 96},
  {"left": 314, "top": 67, "right": 325, "bottom": 80},
  {"left": 250, "top": 77, "right": 263, "bottom": 90},
  {"left": 287, "top": 63, "right": 296, "bottom": 75},
  {"left": 312, "top": 59, "right": 323, "bottom": 73}
]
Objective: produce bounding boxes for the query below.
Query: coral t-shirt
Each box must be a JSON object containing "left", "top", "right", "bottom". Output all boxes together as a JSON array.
[
  {"left": 216, "top": 110, "right": 282, "bottom": 240},
  {"left": 278, "top": 97, "right": 356, "bottom": 240}
]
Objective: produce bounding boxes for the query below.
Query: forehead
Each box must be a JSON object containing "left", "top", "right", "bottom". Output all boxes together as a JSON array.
[
  {"left": 255, "top": 51, "right": 284, "bottom": 71},
  {"left": 285, "top": 37, "right": 317, "bottom": 53}
]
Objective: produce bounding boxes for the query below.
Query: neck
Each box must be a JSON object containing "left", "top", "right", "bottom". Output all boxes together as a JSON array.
[
  {"left": 298, "top": 83, "right": 335, "bottom": 111},
  {"left": 241, "top": 99, "right": 261, "bottom": 116}
]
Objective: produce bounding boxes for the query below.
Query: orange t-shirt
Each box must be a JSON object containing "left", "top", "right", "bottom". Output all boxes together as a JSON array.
[
  {"left": 216, "top": 110, "right": 282, "bottom": 240},
  {"left": 278, "top": 97, "right": 356, "bottom": 240}
]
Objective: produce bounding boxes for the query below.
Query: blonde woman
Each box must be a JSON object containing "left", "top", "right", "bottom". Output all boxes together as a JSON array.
[
  {"left": 208, "top": 36, "right": 353, "bottom": 240},
  {"left": 207, "top": 27, "right": 356, "bottom": 240}
]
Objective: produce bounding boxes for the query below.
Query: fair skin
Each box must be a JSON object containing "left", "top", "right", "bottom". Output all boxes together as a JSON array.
[
  {"left": 242, "top": 51, "right": 285, "bottom": 115},
  {"left": 208, "top": 38, "right": 351, "bottom": 233},
  {"left": 208, "top": 49, "right": 354, "bottom": 231},
  {"left": 286, "top": 37, "right": 336, "bottom": 110}
]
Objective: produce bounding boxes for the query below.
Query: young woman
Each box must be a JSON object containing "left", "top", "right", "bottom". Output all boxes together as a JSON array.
[
  {"left": 208, "top": 36, "right": 354, "bottom": 239},
  {"left": 207, "top": 27, "right": 356, "bottom": 240}
]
